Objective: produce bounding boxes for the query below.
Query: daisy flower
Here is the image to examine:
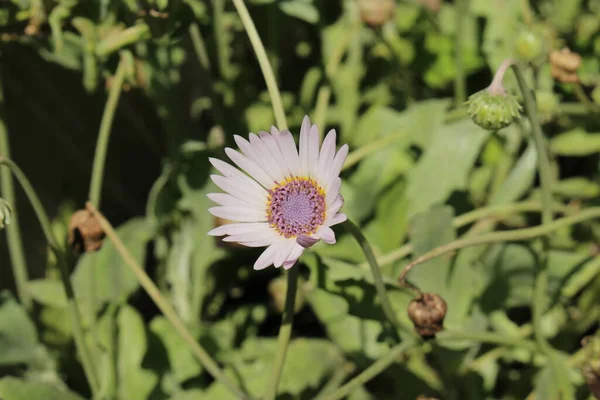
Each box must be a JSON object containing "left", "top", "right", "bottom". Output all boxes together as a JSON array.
[{"left": 207, "top": 116, "right": 348, "bottom": 270}]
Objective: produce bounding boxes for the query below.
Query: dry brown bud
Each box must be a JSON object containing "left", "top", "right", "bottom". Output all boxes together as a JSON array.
[
  {"left": 358, "top": 0, "right": 396, "bottom": 27},
  {"left": 68, "top": 209, "right": 105, "bottom": 253},
  {"left": 407, "top": 293, "right": 447, "bottom": 338},
  {"left": 549, "top": 48, "right": 582, "bottom": 83}
]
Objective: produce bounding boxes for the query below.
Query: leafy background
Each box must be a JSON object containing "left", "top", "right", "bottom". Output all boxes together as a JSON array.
[{"left": 1, "top": 0, "right": 600, "bottom": 399}]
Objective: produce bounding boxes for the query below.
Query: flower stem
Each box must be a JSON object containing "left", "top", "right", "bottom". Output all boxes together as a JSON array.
[
  {"left": 88, "top": 56, "right": 126, "bottom": 208},
  {"left": 85, "top": 202, "right": 249, "bottom": 400},
  {"left": 398, "top": 207, "right": 600, "bottom": 286},
  {"left": 343, "top": 219, "right": 413, "bottom": 335},
  {"left": 263, "top": 266, "right": 299, "bottom": 400},
  {"left": 0, "top": 91, "right": 31, "bottom": 309},
  {"left": 232, "top": 0, "right": 287, "bottom": 129},
  {"left": 315, "top": 342, "right": 411, "bottom": 400},
  {"left": 0, "top": 157, "right": 101, "bottom": 396}
]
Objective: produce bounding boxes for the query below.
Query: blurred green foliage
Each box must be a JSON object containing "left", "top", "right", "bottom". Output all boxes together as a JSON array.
[{"left": 1, "top": 0, "right": 600, "bottom": 399}]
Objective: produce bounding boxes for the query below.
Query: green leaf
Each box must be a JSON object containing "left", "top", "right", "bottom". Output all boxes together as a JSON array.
[
  {"left": 407, "top": 206, "right": 456, "bottom": 297},
  {"left": 489, "top": 142, "right": 537, "bottom": 204},
  {"left": 550, "top": 129, "right": 600, "bottom": 156},
  {"left": 0, "top": 292, "right": 40, "bottom": 366},
  {"left": 406, "top": 119, "right": 489, "bottom": 218},
  {"left": 117, "top": 306, "right": 158, "bottom": 400},
  {"left": 279, "top": 0, "right": 319, "bottom": 24},
  {"left": 553, "top": 177, "right": 600, "bottom": 199},
  {"left": 72, "top": 218, "right": 152, "bottom": 311},
  {"left": 27, "top": 279, "right": 67, "bottom": 308},
  {"left": 0, "top": 377, "right": 84, "bottom": 400}
]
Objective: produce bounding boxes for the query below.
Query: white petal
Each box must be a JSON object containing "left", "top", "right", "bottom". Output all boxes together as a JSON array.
[
  {"left": 254, "top": 244, "right": 279, "bottom": 270},
  {"left": 316, "top": 226, "right": 336, "bottom": 244},
  {"left": 275, "top": 129, "right": 301, "bottom": 177},
  {"left": 210, "top": 175, "right": 266, "bottom": 207},
  {"left": 307, "top": 124, "right": 320, "bottom": 179},
  {"left": 239, "top": 239, "right": 276, "bottom": 247},
  {"left": 225, "top": 148, "right": 274, "bottom": 188},
  {"left": 234, "top": 135, "right": 279, "bottom": 183},
  {"left": 207, "top": 193, "right": 253, "bottom": 208},
  {"left": 209, "top": 158, "right": 240, "bottom": 178},
  {"left": 223, "top": 228, "right": 278, "bottom": 243},
  {"left": 282, "top": 244, "right": 305, "bottom": 269},
  {"left": 209, "top": 206, "right": 267, "bottom": 222},
  {"left": 297, "top": 235, "right": 319, "bottom": 248},
  {"left": 317, "top": 129, "right": 336, "bottom": 185},
  {"left": 250, "top": 133, "right": 286, "bottom": 183},
  {"left": 273, "top": 240, "right": 295, "bottom": 268},
  {"left": 208, "top": 222, "right": 270, "bottom": 236},
  {"left": 260, "top": 130, "right": 292, "bottom": 178},
  {"left": 326, "top": 177, "right": 341, "bottom": 205},
  {"left": 327, "top": 194, "right": 344, "bottom": 215},
  {"left": 326, "top": 213, "right": 347, "bottom": 227},
  {"left": 299, "top": 115, "right": 311, "bottom": 175},
  {"left": 326, "top": 144, "right": 348, "bottom": 190}
]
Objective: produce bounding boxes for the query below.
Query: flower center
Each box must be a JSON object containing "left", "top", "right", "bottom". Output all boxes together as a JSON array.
[{"left": 267, "top": 178, "right": 326, "bottom": 238}]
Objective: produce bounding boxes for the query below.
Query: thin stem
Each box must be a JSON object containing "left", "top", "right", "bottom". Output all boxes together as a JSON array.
[
  {"left": 0, "top": 158, "right": 100, "bottom": 395},
  {"left": 0, "top": 89, "right": 31, "bottom": 309},
  {"left": 212, "top": 0, "right": 232, "bottom": 81},
  {"left": 438, "top": 330, "right": 538, "bottom": 352},
  {"left": 95, "top": 24, "right": 150, "bottom": 57},
  {"left": 454, "top": 0, "right": 468, "bottom": 104},
  {"left": 397, "top": 207, "right": 600, "bottom": 286},
  {"left": 316, "top": 342, "right": 411, "bottom": 400},
  {"left": 232, "top": 0, "right": 287, "bottom": 129},
  {"left": 88, "top": 57, "right": 126, "bottom": 208},
  {"left": 263, "top": 266, "right": 300, "bottom": 400},
  {"left": 342, "top": 131, "right": 408, "bottom": 171},
  {"left": 188, "top": 23, "right": 211, "bottom": 71},
  {"left": 369, "top": 200, "right": 570, "bottom": 269},
  {"left": 314, "top": 362, "right": 355, "bottom": 398},
  {"left": 86, "top": 202, "right": 249, "bottom": 400},
  {"left": 343, "top": 219, "right": 412, "bottom": 334}
]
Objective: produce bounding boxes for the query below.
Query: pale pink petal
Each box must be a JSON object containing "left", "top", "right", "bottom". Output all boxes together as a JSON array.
[
  {"left": 282, "top": 243, "right": 304, "bottom": 269},
  {"left": 326, "top": 177, "right": 341, "bottom": 205},
  {"left": 299, "top": 115, "right": 311, "bottom": 176},
  {"left": 327, "top": 195, "right": 344, "bottom": 216},
  {"left": 250, "top": 133, "right": 286, "bottom": 183},
  {"left": 273, "top": 240, "right": 296, "bottom": 268},
  {"left": 210, "top": 175, "right": 266, "bottom": 207},
  {"left": 307, "top": 124, "right": 320, "bottom": 179},
  {"left": 316, "top": 226, "right": 336, "bottom": 244},
  {"left": 239, "top": 239, "right": 276, "bottom": 247},
  {"left": 326, "top": 213, "right": 347, "bottom": 227},
  {"left": 208, "top": 222, "right": 270, "bottom": 236},
  {"left": 225, "top": 147, "right": 274, "bottom": 188},
  {"left": 207, "top": 193, "right": 254, "bottom": 208},
  {"left": 254, "top": 244, "right": 279, "bottom": 270},
  {"left": 259, "top": 129, "right": 292, "bottom": 178},
  {"left": 234, "top": 135, "right": 279, "bottom": 183},
  {"left": 223, "top": 229, "right": 278, "bottom": 243},
  {"left": 326, "top": 144, "right": 349, "bottom": 191},
  {"left": 209, "top": 206, "right": 266, "bottom": 222},
  {"left": 297, "top": 235, "right": 319, "bottom": 248},
  {"left": 275, "top": 129, "right": 302, "bottom": 176},
  {"left": 317, "top": 129, "right": 336, "bottom": 185}
]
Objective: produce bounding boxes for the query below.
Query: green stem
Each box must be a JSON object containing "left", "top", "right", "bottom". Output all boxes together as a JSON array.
[
  {"left": 370, "top": 200, "right": 570, "bottom": 269},
  {"left": 342, "top": 130, "right": 408, "bottom": 171},
  {"left": 0, "top": 86, "right": 31, "bottom": 310},
  {"left": 95, "top": 24, "right": 150, "bottom": 57},
  {"left": 343, "top": 219, "right": 412, "bottom": 335},
  {"left": 263, "top": 266, "right": 300, "bottom": 400},
  {"left": 0, "top": 158, "right": 101, "bottom": 396},
  {"left": 88, "top": 57, "right": 126, "bottom": 208},
  {"left": 232, "top": 0, "right": 287, "bottom": 129},
  {"left": 188, "top": 23, "right": 211, "bottom": 71},
  {"left": 438, "top": 330, "right": 538, "bottom": 352},
  {"left": 398, "top": 207, "right": 600, "bottom": 285},
  {"left": 314, "top": 362, "right": 354, "bottom": 398},
  {"left": 454, "top": 0, "right": 468, "bottom": 104},
  {"left": 86, "top": 202, "right": 249, "bottom": 400},
  {"left": 316, "top": 342, "right": 411, "bottom": 400}
]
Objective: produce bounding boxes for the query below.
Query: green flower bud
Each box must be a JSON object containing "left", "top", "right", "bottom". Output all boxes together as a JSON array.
[
  {"left": 0, "top": 197, "right": 12, "bottom": 230},
  {"left": 466, "top": 89, "right": 522, "bottom": 131},
  {"left": 515, "top": 30, "right": 543, "bottom": 62},
  {"left": 536, "top": 91, "right": 560, "bottom": 124}
]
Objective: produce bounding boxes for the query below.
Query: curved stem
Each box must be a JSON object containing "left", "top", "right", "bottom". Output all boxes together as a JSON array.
[
  {"left": 343, "top": 219, "right": 413, "bottom": 335},
  {"left": 0, "top": 158, "right": 101, "bottom": 395},
  {"left": 315, "top": 342, "right": 411, "bottom": 400},
  {"left": 263, "top": 266, "right": 299, "bottom": 400},
  {"left": 88, "top": 57, "right": 126, "bottom": 208},
  {"left": 232, "top": 0, "right": 287, "bottom": 129},
  {"left": 398, "top": 207, "right": 600, "bottom": 286},
  {"left": 86, "top": 202, "right": 249, "bottom": 400},
  {"left": 0, "top": 100, "right": 31, "bottom": 309},
  {"left": 370, "top": 200, "right": 570, "bottom": 269}
]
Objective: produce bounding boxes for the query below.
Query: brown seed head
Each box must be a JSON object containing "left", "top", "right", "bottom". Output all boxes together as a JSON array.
[
  {"left": 549, "top": 48, "right": 582, "bottom": 83},
  {"left": 408, "top": 293, "right": 447, "bottom": 338},
  {"left": 68, "top": 209, "right": 105, "bottom": 253}
]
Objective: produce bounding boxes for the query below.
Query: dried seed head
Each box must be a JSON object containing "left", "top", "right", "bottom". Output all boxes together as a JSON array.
[
  {"left": 358, "top": 0, "right": 396, "bottom": 26},
  {"left": 408, "top": 293, "right": 448, "bottom": 338},
  {"left": 0, "top": 198, "right": 12, "bottom": 230},
  {"left": 68, "top": 209, "right": 105, "bottom": 253},
  {"left": 549, "top": 48, "right": 582, "bottom": 83}
]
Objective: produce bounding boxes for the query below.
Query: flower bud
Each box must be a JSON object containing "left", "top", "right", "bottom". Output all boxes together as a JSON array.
[
  {"left": 408, "top": 293, "right": 447, "bottom": 338},
  {"left": 515, "top": 30, "right": 543, "bottom": 62},
  {"left": 466, "top": 89, "right": 522, "bottom": 131},
  {"left": 68, "top": 209, "right": 105, "bottom": 253},
  {"left": 0, "top": 198, "right": 12, "bottom": 230},
  {"left": 536, "top": 91, "right": 560, "bottom": 124}
]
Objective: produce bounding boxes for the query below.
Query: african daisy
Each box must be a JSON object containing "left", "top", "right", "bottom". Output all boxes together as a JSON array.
[{"left": 207, "top": 115, "right": 348, "bottom": 270}]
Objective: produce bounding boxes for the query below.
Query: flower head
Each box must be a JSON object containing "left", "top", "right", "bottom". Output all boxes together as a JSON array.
[{"left": 208, "top": 116, "right": 348, "bottom": 270}]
